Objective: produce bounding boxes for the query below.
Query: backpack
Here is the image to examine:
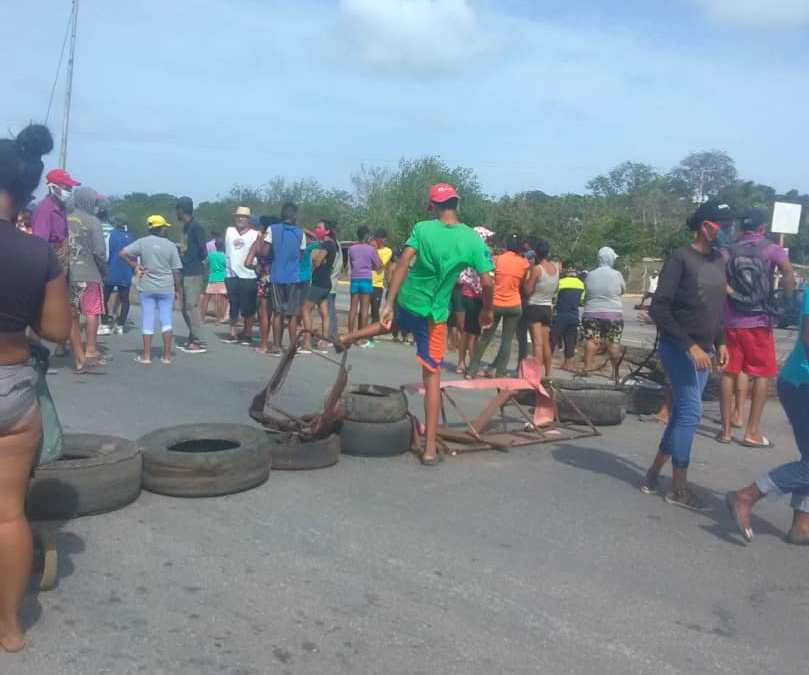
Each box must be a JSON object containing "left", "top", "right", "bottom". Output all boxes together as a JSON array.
[{"left": 726, "top": 238, "right": 774, "bottom": 316}]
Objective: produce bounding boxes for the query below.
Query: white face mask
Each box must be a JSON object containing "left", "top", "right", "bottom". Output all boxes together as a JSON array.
[{"left": 47, "top": 183, "right": 73, "bottom": 206}]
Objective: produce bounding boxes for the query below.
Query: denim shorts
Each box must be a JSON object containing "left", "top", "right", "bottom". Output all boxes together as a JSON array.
[{"left": 350, "top": 278, "right": 373, "bottom": 295}]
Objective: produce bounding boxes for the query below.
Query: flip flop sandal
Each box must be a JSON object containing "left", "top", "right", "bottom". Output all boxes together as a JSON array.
[
  {"left": 714, "top": 432, "right": 733, "bottom": 444},
  {"left": 419, "top": 452, "right": 444, "bottom": 466},
  {"left": 739, "top": 437, "right": 775, "bottom": 449},
  {"left": 161, "top": 358, "right": 172, "bottom": 365},
  {"left": 134, "top": 356, "right": 152, "bottom": 365},
  {"left": 725, "top": 492, "right": 753, "bottom": 542}
]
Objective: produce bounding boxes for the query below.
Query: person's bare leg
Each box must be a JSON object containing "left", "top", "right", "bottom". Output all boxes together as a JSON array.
[
  {"left": 217, "top": 297, "right": 228, "bottom": 322},
  {"left": 728, "top": 482, "right": 763, "bottom": 538},
  {"left": 302, "top": 300, "right": 314, "bottom": 349},
  {"left": 243, "top": 316, "right": 255, "bottom": 338},
  {"left": 336, "top": 321, "right": 390, "bottom": 350},
  {"left": 607, "top": 342, "right": 622, "bottom": 381},
  {"left": 359, "top": 294, "right": 370, "bottom": 332},
  {"left": 200, "top": 293, "right": 210, "bottom": 321},
  {"left": 541, "top": 325, "right": 552, "bottom": 378},
  {"left": 734, "top": 372, "right": 749, "bottom": 428},
  {"left": 655, "top": 388, "right": 672, "bottom": 423},
  {"left": 528, "top": 323, "right": 546, "bottom": 374},
  {"left": 272, "top": 312, "right": 283, "bottom": 351},
  {"left": 257, "top": 300, "right": 269, "bottom": 351},
  {"left": 142, "top": 334, "right": 152, "bottom": 362},
  {"left": 348, "top": 294, "right": 359, "bottom": 334},
  {"left": 69, "top": 314, "right": 85, "bottom": 370},
  {"left": 641, "top": 450, "right": 670, "bottom": 492},
  {"left": 161, "top": 330, "right": 173, "bottom": 364},
  {"left": 84, "top": 314, "right": 100, "bottom": 357},
  {"left": 287, "top": 316, "right": 299, "bottom": 347},
  {"left": 422, "top": 366, "right": 441, "bottom": 462},
  {"left": 582, "top": 338, "right": 597, "bottom": 372},
  {"left": 789, "top": 510, "right": 809, "bottom": 539},
  {"left": 0, "top": 408, "right": 41, "bottom": 652},
  {"left": 719, "top": 372, "right": 736, "bottom": 442},
  {"left": 107, "top": 291, "right": 120, "bottom": 324},
  {"left": 743, "top": 376, "right": 770, "bottom": 445},
  {"left": 459, "top": 332, "right": 476, "bottom": 373}
]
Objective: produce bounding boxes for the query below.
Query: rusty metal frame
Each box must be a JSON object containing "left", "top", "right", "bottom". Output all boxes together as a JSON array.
[{"left": 250, "top": 331, "right": 350, "bottom": 440}]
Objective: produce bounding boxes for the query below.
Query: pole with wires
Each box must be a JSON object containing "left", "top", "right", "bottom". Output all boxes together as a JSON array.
[{"left": 59, "top": 0, "right": 79, "bottom": 169}]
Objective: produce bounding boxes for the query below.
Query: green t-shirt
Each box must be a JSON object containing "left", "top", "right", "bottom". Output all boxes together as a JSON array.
[
  {"left": 397, "top": 219, "right": 494, "bottom": 322},
  {"left": 207, "top": 250, "right": 226, "bottom": 283}
]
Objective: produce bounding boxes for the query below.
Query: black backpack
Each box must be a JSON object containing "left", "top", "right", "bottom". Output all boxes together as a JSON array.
[{"left": 726, "top": 238, "right": 774, "bottom": 316}]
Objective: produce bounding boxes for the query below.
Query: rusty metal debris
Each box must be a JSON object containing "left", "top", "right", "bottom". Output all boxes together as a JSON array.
[{"left": 250, "top": 331, "right": 349, "bottom": 440}]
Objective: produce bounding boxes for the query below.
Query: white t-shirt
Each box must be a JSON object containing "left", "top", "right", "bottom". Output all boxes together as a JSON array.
[
  {"left": 648, "top": 275, "right": 659, "bottom": 294},
  {"left": 225, "top": 226, "right": 259, "bottom": 279}
]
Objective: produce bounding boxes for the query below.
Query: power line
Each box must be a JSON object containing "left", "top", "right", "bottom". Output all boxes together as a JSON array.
[{"left": 45, "top": 5, "right": 74, "bottom": 124}]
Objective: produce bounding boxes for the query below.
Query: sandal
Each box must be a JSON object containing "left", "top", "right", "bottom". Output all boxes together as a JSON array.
[
  {"left": 740, "top": 436, "right": 775, "bottom": 449},
  {"left": 419, "top": 452, "right": 444, "bottom": 466},
  {"left": 161, "top": 357, "right": 172, "bottom": 365},
  {"left": 714, "top": 431, "right": 733, "bottom": 444},
  {"left": 134, "top": 355, "right": 152, "bottom": 365},
  {"left": 665, "top": 488, "right": 709, "bottom": 512},
  {"left": 639, "top": 470, "right": 660, "bottom": 495}
]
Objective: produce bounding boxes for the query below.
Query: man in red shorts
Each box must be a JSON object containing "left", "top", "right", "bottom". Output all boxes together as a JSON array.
[
  {"left": 719, "top": 208, "right": 795, "bottom": 447},
  {"left": 336, "top": 183, "right": 494, "bottom": 465}
]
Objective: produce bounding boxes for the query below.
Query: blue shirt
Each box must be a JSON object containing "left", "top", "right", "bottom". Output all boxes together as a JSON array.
[
  {"left": 105, "top": 228, "right": 134, "bottom": 286},
  {"left": 268, "top": 222, "right": 303, "bottom": 284},
  {"left": 781, "top": 290, "right": 809, "bottom": 387}
]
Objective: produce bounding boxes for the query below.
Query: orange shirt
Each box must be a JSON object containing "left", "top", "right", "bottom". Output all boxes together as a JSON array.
[{"left": 493, "top": 251, "right": 530, "bottom": 307}]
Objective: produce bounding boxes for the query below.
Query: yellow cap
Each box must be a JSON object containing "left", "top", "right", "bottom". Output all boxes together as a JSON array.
[{"left": 147, "top": 215, "right": 170, "bottom": 228}]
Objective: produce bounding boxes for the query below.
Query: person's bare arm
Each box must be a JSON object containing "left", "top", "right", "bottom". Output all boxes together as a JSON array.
[
  {"left": 245, "top": 237, "right": 263, "bottom": 269},
  {"left": 522, "top": 266, "right": 539, "bottom": 296},
  {"left": 778, "top": 259, "right": 796, "bottom": 298},
  {"left": 380, "top": 247, "right": 416, "bottom": 328},
  {"left": 311, "top": 248, "right": 327, "bottom": 269},
  {"left": 479, "top": 272, "right": 495, "bottom": 329},
  {"left": 33, "top": 273, "right": 72, "bottom": 343},
  {"left": 173, "top": 270, "right": 182, "bottom": 300}
]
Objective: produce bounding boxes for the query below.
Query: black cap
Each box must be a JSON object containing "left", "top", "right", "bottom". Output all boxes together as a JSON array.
[
  {"left": 176, "top": 196, "right": 194, "bottom": 215},
  {"left": 687, "top": 200, "right": 734, "bottom": 230},
  {"left": 740, "top": 207, "right": 767, "bottom": 231},
  {"left": 111, "top": 213, "right": 128, "bottom": 227}
]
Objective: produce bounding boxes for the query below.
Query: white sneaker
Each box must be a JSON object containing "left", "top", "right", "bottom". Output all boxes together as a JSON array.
[
  {"left": 112, "top": 325, "right": 123, "bottom": 336},
  {"left": 97, "top": 324, "right": 112, "bottom": 336}
]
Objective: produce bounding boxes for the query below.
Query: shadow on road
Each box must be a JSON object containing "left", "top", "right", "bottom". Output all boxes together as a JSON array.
[{"left": 552, "top": 443, "right": 786, "bottom": 546}]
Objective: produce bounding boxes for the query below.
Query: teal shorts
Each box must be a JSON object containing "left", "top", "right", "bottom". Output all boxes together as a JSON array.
[{"left": 350, "top": 278, "right": 373, "bottom": 295}]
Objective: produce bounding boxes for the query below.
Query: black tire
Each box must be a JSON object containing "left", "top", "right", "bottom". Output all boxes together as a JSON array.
[
  {"left": 27, "top": 434, "right": 142, "bottom": 520},
  {"left": 339, "top": 417, "right": 412, "bottom": 457},
  {"left": 622, "top": 377, "right": 667, "bottom": 415},
  {"left": 268, "top": 432, "right": 340, "bottom": 470},
  {"left": 139, "top": 424, "right": 270, "bottom": 497},
  {"left": 342, "top": 384, "right": 409, "bottom": 423},
  {"left": 556, "top": 389, "right": 626, "bottom": 426}
]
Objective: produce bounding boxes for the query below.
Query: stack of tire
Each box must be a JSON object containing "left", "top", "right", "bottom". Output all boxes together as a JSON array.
[{"left": 339, "top": 385, "right": 412, "bottom": 457}]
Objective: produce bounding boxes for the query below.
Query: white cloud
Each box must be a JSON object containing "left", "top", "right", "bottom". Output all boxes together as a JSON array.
[
  {"left": 696, "top": 0, "right": 809, "bottom": 25},
  {"left": 339, "top": 0, "right": 498, "bottom": 72}
]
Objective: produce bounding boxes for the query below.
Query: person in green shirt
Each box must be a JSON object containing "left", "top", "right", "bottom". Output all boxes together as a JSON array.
[
  {"left": 336, "top": 183, "right": 495, "bottom": 465},
  {"left": 200, "top": 238, "right": 228, "bottom": 323}
]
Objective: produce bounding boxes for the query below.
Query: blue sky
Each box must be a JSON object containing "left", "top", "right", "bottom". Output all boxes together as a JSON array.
[{"left": 3, "top": 0, "right": 809, "bottom": 200}]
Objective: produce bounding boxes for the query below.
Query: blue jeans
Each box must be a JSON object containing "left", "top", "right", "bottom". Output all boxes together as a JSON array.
[
  {"left": 756, "top": 380, "right": 809, "bottom": 512},
  {"left": 140, "top": 292, "right": 174, "bottom": 336},
  {"left": 327, "top": 292, "right": 337, "bottom": 341},
  {"left": 658, "top": 338, "right": 710, "bottom": 469}
]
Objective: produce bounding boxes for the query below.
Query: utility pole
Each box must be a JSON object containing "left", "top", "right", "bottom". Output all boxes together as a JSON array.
[{"left": 59, "top": 0, "right": 79, "bottom": 169}]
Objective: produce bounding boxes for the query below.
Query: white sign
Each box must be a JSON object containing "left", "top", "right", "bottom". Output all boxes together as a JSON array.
[{"left": 771, "top": 201, "right": 802, "bottom": 235}]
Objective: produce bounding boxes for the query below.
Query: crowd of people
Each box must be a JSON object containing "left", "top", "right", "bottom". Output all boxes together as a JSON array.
[{"left": 0, "top": 119, "right": 808, "bottom": 652}]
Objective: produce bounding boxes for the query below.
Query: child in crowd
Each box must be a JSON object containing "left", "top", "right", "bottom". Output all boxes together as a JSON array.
[{"left": 347, "top": 226, "right": 381, "bottom": 346}]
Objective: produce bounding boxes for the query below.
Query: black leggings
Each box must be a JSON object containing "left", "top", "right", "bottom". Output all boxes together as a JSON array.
[
  {"left": 103, "top": 284, "right": 130, "bottom": 326},
  {"left": 370, "top": 287, "right": 384, "bottom": 323},
  {"left": 551, "top": 314, "right": 579, "bottom": 360}
]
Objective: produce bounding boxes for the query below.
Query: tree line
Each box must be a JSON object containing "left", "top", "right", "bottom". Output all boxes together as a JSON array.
[{"left": 108, "top": 151, "right": 809, "bottom": 269}]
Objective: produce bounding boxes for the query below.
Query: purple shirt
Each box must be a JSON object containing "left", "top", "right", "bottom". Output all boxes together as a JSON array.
[
  {"left": 31, "top": 195, "right": 67, "bottom": 244},
  {"left": 725, "top": 232, "right": 788, "bottom": 329},
  {"left": 348, "top": 243, "right": 380, "bottom": 280}
]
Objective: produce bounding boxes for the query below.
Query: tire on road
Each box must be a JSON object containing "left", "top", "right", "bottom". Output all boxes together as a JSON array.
[
  {"left": 622, "top": 377, "right": 667, "bottom": 415},
  {"left": 140, "top": 424, "right": 270, "bottom": 497},
  {"left": 268, "top": 432, "right": 340, "bottom": 470},
  {"left": 555, "top": 388, "right": 626, "bottom": 426},
  {"left": 339, "top": 417, "right": 412, "bottom": 457},
  {"left": 27, "top": 434, "right": 142, "bottom": 520},
  {"left": 341, "top": 384, "right": 409, "bottom": 423}
]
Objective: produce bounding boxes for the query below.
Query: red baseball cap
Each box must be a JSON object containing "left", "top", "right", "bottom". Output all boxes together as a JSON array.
[
  {"left": 45, "top": 168, "right": 81, "bottom": 188},
  {"left": 428, "top": 183, "right": 459, "bottom": 204}
]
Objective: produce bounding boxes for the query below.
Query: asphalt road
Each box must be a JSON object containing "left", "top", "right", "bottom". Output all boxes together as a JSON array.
[{"left": 11, "top": 308, "right": 809, "bottom": 674}]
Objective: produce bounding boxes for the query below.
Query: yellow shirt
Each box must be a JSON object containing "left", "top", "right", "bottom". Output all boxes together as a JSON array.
[{"left": 371, "top": 246, "right": 392, "bottom": 288}]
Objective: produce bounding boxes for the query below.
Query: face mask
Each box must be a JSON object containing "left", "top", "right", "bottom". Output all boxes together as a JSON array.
[{"left": 47, "top": 183, "right": 72, "bottom": 206}]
